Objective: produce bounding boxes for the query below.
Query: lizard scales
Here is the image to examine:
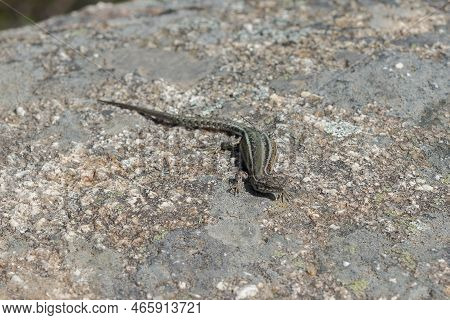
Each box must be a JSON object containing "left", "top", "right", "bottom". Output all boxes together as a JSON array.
[{"left": 98, "top": 99, "right": 289, "bottom": 201}]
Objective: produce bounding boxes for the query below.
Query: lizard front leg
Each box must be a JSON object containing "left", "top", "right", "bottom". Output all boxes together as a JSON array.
[
  {"left": 229, "top": 170, "right": 248, "bottom": 195},
  {"left": 227, "top": 142, "right": 248, "bottom": 195}
]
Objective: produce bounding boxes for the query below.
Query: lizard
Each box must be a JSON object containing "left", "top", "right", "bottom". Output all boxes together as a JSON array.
[{"left": 98, "top": 99, "right": 291, "bottom": 201}]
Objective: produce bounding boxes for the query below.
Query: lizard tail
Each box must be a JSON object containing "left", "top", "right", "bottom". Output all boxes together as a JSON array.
[
  {"left": 98, "top": 99, "right": 246, "bottom": 136},
  {"left": 98, "top": 99, "right": 183, "bottom": 125}
]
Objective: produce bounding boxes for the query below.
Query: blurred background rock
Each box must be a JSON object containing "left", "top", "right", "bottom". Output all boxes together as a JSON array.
[{"left": 0, "top": 0, "right": 127, "bottom": 30}]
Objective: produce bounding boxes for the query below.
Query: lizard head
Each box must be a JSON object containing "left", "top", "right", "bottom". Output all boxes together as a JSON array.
[{"left": 249, "top": 175, "right": 292, "bottom": 202}]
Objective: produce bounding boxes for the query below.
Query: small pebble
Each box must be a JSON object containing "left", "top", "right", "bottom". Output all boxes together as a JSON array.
[
  {"left": 416, "top": 185, "right": 434, "bottom": 192},
  {"left": 300, "top": 91, "right": 312, "bottom": 98},
  {"left": 269, "top": 93, "right": 284, "bottom": 105},
  {"left": 158, "top": 201, "right": 175, "bottom": 211},
  {"left": 15, "top": 107, "right": 26, "bottom": 116},
  {"left": 306, "top": 264, "right": 317, "bottom": 276},
  {"left": 216, "top": 281, "right": 227, "bottom": 291},
  {"left": 330, "top": 154, "right": 340, "bottom": 162},
  {"left": 80, "top": 225, "right": 91, "bottom": 233},
  {"left": 235, "top": 284, "right": 258, "bottom": 299},
  {"left": 395, "top": 62, "right": 404, "bottom": 69},
  {"left": 351, "top": 163, "right": 361, "bottom": 171},
  {"left": 11, "top": 275, "right": 25, "bottom": 285}
]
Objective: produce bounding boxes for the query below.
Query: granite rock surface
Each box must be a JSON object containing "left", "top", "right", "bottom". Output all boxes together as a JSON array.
[{"left": 0, "top": 0, "right": 448, "bottom": 299}]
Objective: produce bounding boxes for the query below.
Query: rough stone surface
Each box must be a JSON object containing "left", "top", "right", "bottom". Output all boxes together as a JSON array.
[{"left": 0, "top": 0, "right": 448, "bottom": 299}]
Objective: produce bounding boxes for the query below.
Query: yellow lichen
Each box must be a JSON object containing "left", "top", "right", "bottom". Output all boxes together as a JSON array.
[{"left": 348, "top": 279, "right": 368, "bottom": 298}]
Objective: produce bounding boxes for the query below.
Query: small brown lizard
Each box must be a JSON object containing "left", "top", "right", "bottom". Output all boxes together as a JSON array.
[{"left": 99, "top": 99, "right": 290, "bottom": 201}]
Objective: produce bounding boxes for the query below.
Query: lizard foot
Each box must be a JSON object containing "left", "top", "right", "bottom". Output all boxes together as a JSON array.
[{"left": 228, "top": 171, "right": 247, "bottom": 196}]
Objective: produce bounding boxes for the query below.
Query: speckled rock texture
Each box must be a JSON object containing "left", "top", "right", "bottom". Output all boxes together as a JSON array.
[{"left": 0, "top": 0, "right": 448, "bottom": 299}]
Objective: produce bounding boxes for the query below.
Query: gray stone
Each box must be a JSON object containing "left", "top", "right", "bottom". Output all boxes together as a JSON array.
[{"left": 0, "top": 0, "right": 448, "bottom": 299}]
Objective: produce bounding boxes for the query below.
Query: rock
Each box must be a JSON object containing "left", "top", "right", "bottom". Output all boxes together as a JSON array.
[
  {"left": 415, "top": 185, "right": 434, "bottom": 192},
  {"left": 0, "top": 0, "right": 447, "bottom": 301},
  {"left": 216, "top": 281, "right": 227, "bottom": 291},
  {"left": 235, "top": 285, "right": 259, "bottom": 300},
  {"left": 15, "top": 107, "right": 26, "bottom": 116}
]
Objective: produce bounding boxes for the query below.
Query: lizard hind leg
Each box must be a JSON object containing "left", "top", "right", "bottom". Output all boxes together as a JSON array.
[
  {"left": 220, "top": 136, "right": 240, "bottom": 151},
  {"left": 205, "top": 137, "right": 238, "bottom": 155},
  {"left": 227, "top": 142, "right": 248, "bottom": 196}
]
